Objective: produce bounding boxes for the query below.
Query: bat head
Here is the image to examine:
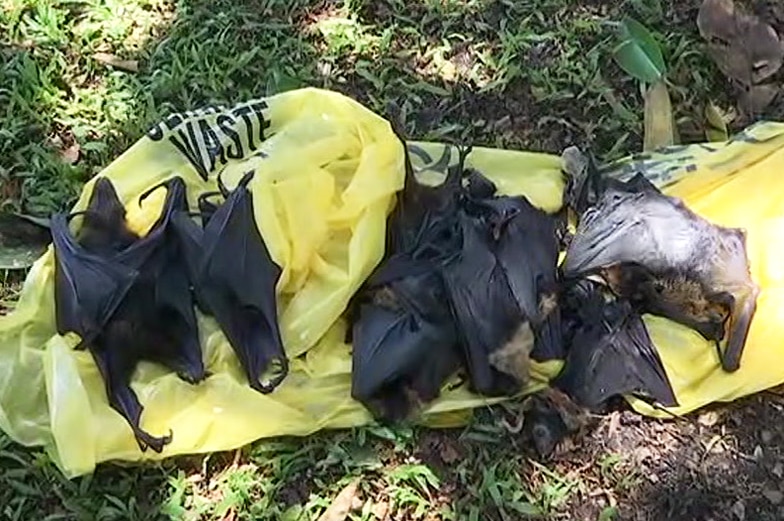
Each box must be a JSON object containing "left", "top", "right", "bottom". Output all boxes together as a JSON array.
[
  {"left": 77, "top": 177, "right": 139, "bottom": 254},
  {"left": 464, "top": 168, "right": 497, "bottom": 199}
]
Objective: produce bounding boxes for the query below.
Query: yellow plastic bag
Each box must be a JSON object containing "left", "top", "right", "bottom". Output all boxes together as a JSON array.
[
  {"left": 0, "top": 88, "right": 563, "bottom": 477},
  {"left": 611, "top": 122, "right": 784, "bottom": 418},
  {"left": 3, "top": 86, "right": 784, "bottom": 479}
]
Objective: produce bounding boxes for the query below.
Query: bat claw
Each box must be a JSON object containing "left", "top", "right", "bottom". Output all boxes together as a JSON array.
[
  {"left": 177, "top": 371, "right": 206, "bottom": 385},
  {"left": 133, "top": 428, "right": 173, "bottom": 453}
]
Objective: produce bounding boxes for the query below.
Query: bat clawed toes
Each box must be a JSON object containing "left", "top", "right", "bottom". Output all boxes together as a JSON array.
[
  {"left": 146, "top": 430, "right": 174, "bottom": 454},
  {"left": 249, "top": 364, "right": 289, "bottom": 395},
  {"left": 177, "top": 370, "right": 207, "bottom": 385},
  {"left": 133, "top": 428, "right": 173, "bottom": 453}
]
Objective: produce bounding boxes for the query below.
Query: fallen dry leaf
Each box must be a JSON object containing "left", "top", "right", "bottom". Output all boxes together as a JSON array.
[
  {"left": 698, "top": 0, "right": 784, "bottom": 86},
  {"left": 764, "top": 489, "right": 784, "bottom": 505},
  {"left": 93, "top": 52, "right": 139, "bottom": 73},
  {"left": 732, "top": 499, "right": 746, "bottom": 521},
  {"left": 438, "top": 440, "right": 460, "bottom": 464},
  {"left": 60, "top": 143, "right": 80, "bottom": 165},
  {"left": 698, "top": 411, "right": 720, "bottom": 427},
  {"left": 705, "top": 100, "right": 730, "bottom": 142},
  {"left": 754, "top": 445, "right": 764, "bottom": 460},
  {"left": 317, "top": 479, "right": 361, "bottom": 521},
  {"left": 697, "top": 0, "right": 737, "bottom": 43},
  {"left": 739, "top": 84, "right": 780, "bottom": 116},
  {"left": 643, "top": 79, "right": 677, "bottom": 151},
  {"left": 371, "top": 501, "right": 389, "bottom": 520}
]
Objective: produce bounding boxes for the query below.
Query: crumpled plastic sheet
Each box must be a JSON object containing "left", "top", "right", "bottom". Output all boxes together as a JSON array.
[{"left": 1, "top": 87, "right": 783, "bottom": 478}]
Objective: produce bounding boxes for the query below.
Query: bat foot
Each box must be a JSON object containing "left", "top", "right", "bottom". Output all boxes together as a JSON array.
[
  {"left": 718, "top": 340, "right": 742, "bottom": 373},
  {"left": 247, "top": 358, "right": 289, "bottom": 394},
  {"left": 136, "top": 428, "right": 174, "bottom": 453},
  {"left": 249, "top": 377, "right": 283, "bottom": 395},
  {"left": 177, "top": 370, "right": 208, "bottom": 385}
]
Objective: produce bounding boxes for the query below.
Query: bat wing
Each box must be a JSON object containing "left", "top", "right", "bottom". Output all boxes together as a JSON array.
[
  {"left": 51, "top": 212, "right": 138, "bottom": 346},
  {"left": 91, "top": 317, "right": 173, "bottom": 453},
  {"left": 440, "top": 212, "right": 524, "bottom": 396},
  {"left": 199, "top": 171, "right": 287, "bottom": 393},
  {"left": 562, "top": 180, "right": 700, "bottom": 278},
  {"left": 169, "top": 210, "right": 215, "bottom": 317},
  {"left": 52, "top": 227, "right": 136, "bottom": 344},
  {"left": 492, "top": 197, "right": 563, "bottom": 361},
  {"left": 555, "top": 286, "right": 677, "bottom": 410},
  {"left": 351, "top": 294, "right": 460, "bottom": 421},
  {"left": 132, "top": 177, "right": 206, "bottom": 383},
  {"left": 465, "top": 193, "right": 563, "bottom": 362}
]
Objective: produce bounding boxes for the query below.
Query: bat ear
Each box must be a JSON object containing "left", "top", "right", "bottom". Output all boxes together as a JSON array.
[
  {"left": 625, "top": 172, "right": 659, "bottom": 193},
  {"left": 217, "top": 169, "right": 255, "bottom": 198},
  {"left": 138, "top": 176, "right": 189, "bottom": 209},
  {"left": 86, "top": 177, "right": 127, "bottom": 222},
  {"left": 443, "top": 143, "right": 473, "bottom": 188},
  {"left": 562, "top": 146, "right": 606, "bottom": 215}
]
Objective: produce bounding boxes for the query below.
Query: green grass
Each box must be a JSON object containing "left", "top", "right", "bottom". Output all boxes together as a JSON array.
[{"left": 0, "top": 0, "right": 741, "bottom": 519}]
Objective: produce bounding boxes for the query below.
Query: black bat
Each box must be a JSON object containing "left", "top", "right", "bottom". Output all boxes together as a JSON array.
[
  {"left": 441, "top": 164, "right": 564, "bottom": 396},
  {"left": 170, "top": 170, "right": 288, "bottom": 393},
  {"left": 562, "top": 172, "right": 760, "bottom": 373},
  {"left": 350, "top": 262, "right": 461, "bottom": 421},
  {"left": 554, "top": 279, "right": 678, "bottom": 411},
  {"left": 440, "top": 210, "right": 528, "bottom": 396},
  {"left": 52, "top": 176, "right": 205, "bottom": 452},
  {"left": 348, "top": 125, "right": 466, "bottom": 420},
  {"left": 463, "top": 178, "right": 564, "bottom": 363}
]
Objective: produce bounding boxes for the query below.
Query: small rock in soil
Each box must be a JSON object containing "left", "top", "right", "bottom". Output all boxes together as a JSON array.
[
  {"left": 732, "top": 499, "right": 746, "bottom": 520},
  {"left": 763, "top": 489, "right": 783, "bottom": 505}
]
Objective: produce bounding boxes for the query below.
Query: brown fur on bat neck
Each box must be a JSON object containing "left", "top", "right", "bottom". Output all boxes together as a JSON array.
[
  {"left": 489, "top": 321, "right": 534, "bottom": 384},
  {"left": 599, "top": 264, "right": 732, "bottom": 341}
]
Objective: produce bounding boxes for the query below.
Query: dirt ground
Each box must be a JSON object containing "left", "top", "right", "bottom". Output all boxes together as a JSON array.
[{"left": 414, "top": 389, "right": 784, "bottom": 521}]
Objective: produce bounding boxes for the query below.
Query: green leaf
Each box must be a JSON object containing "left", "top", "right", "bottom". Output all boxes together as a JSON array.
[
  {"left": 598, "top": 506, "right": 619, "bottom": 521},
  {"left": 612, "top": 17, "right": 666, "bottom": 83},
  {"left": 705, "top": 101, "right": 730, "bottom": 142}
]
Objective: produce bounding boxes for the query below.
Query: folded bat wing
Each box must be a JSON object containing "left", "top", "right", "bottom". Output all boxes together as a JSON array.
[
  {"left": 350, "top": 272, "right": 460, "bottom": 421},
  {"left": 563, "top": 174, "right": 703, "bottom": 278},
  {"left": 131, "top": 177, "right": 206, "bottom": 383},
  {"left": 555, "top": 283, "right": 678, "bottom": 410},
  {"left": 51, "top": 213, "right": 138, "bottom": 345},
  {"left": 440, "top": 212, "right": 524, "bottom": 396},
  {"left": 198, "top": 171, "right": 288, "bottom": 393},
  {"left": 490, "top": 196, "right": 564, "bottom": 361}
]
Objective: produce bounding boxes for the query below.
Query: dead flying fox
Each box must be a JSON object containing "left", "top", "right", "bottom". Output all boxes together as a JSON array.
[
  {"left": 554, "top": 279, "right": 678, "bottom": 411},
  {"left": 52, "top": 176, "right": 205, "bottom": 452},
  {"left": 350, "top": 127, "right": 564, "bottom": 419},
  {"left": 349, "top": 133, "right": 464, "bottom": 421},
  {"left": 562, "top": 168, "right": 760, "bottom": 373},
  {"left": 170, "top": 170, "right": 289, "bottom": 394},
  {"left": 440, "top": 189, "right": 564, "bottom": 396}
]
